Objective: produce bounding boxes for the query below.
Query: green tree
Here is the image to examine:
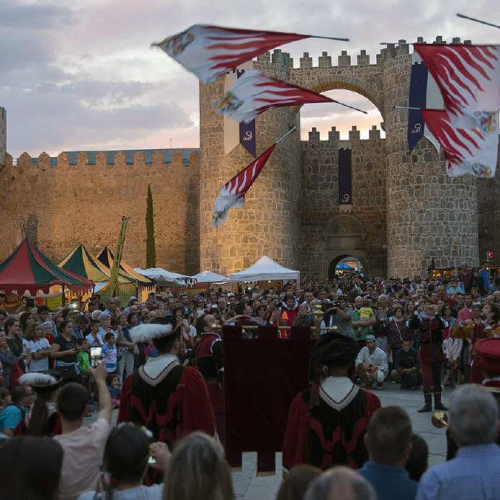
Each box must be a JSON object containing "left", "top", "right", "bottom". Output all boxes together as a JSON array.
[{"left": 146, "top": 185, "right": 156, "bottom": 268}]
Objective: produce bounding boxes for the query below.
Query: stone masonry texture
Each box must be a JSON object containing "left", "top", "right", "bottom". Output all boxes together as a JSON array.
[{"left": 1, "top": 38, "right": 498, "bottom": 278}]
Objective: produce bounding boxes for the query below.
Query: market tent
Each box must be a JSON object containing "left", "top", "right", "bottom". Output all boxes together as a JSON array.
[
  {"left": 134, "top": 267, "right": 188, "bottom": 285},
  {"left": 0, "top": 238, "right": 92, "bottom": 294},
  {"left": 97, "top": 246, "right": 152, "bottom": 285},
  {"left": 336, "top": 262, "right": 354, "bottom": 270},
  {"left": 191, "top": 270, "right": 229, "bottom": 284},
  {"left": 58, "top": 244, "right": 134, "bottom": 285},
  {"left": 229, "top": 256, "right": 300, "bottom": 283}
]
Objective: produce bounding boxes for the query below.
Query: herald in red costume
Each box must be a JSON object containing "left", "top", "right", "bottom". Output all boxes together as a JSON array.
[
  {"left": 118, "top": 322, "right": 215, "bottom": 449},
  {"left": 191, "top": 318, "right": 225, "bottom": 444},
  {"left": 283, "top": 333, "right": 380, "bottom": 472}
]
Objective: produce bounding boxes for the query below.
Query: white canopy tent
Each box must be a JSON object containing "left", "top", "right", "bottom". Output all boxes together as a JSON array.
[
  {"left": 229, "top": 256, "right": 300, "bottom": 283},
  {"left": 191, "top": 270, "right": 229, "bottom": 284},
  {"left": 134, "top": 267, "right": 188, "bottom": 285}
]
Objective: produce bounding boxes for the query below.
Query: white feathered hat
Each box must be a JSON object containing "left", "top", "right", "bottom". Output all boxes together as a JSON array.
[
  {"left": 18, "top": 372, "right": 62, "bottom": 393},
  {"left": 130, "top": 322, "right": 177, "bottom": 343}
]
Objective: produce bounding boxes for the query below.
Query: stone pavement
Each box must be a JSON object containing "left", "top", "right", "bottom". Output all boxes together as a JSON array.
[{"left": 232, "top": 383, "right": 450, "bottom": 500}]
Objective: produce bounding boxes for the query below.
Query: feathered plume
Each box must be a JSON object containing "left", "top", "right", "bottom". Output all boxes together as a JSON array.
[
  {"left": 130, "top": 323, "right": 173, "bottom": 343},
  {"left": 19, "top": 373, "right": 58, "bottom": 387}
]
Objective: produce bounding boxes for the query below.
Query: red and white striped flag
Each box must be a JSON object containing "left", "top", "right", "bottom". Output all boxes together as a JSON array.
[
  {"left": 421, "top": 109, "right": 498, "bottom": 178},
  {"left": 212, "top": 69, "right": 362, "bottom": 123},
  {"left": 152, "top": 25, "right": 346, "bottom": 84},
  {"left": 414, "top": 44, "right": 500, "bottom": 131},
  {"left": 213, "top": 143, "right": 277, "bottom": 228}
]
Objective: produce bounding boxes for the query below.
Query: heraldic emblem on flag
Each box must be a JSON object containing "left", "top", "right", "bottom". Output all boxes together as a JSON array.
[
  {"left": 212, "top": 69, "right": 349, "bottom": 123},
  {"left": 212, "top": 127, "right": 296, "bottom": 227},
  {"left": 407, "top": 51, "right": 443, "bottom": 151},
  {"left": 152, "top": 25, "right": 310, "bottom": 84},
  {"left": 421, "top": 109, "right": 498, "bottom": 178},
  {"left": 414, "top": 44, "right": 500, "bottom": 131}
]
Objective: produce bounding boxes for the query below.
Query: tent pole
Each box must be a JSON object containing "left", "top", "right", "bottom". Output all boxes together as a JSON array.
[{"left": 62, "top": 284, "right": 66, "bottom": 306}]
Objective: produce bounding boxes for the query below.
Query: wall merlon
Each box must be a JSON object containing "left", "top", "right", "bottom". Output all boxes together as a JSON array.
[
  {"left": 433, "top": 36, "right": 446, "bottom": 44},
  {"left": 318, "top": 51, "right": 332, "bottom": 68},
  {"left": 451, "top": 37, "right": 461, "bottom": 44},
  {"left": 308, "top": 127, "right": 320, "bottom": 141},
  {"left": 464, "top": 40, "right": 472, "bottom": 45},
  {"left": 328, "top": 126, "right": 340, "bottom": 141},
  {"left": 300, "top": 52, "right": 313, "bottom": 69},
  {"left": 357, "top": 50, "right": 370, "bottom": 66},
  {"left": 338, "top": 50, "right": 351, "bottom": 67},
  {"left": 349, "top": 125, "right": 360, "bottom": 141},
  {"left": 397, "top": 39, "right": 409, "bottom": 55},
  {"left": 369, "top": 125, "right": 381, "bottom": 140}
]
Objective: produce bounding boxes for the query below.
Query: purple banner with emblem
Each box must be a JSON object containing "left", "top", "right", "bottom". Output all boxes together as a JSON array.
[
  {"left": 237, "top": 69, "right": 256, "bottom": 157},
  {"left": 338, "top": 148, "right": 352, "bottom": 213}
]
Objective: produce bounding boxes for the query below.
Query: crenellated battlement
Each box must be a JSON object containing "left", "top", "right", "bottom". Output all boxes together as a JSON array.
[
  {"left": 3, "top": 148, "right": 201, "bottom": 174},
  {"left": 302, "top": 125, "right": 385, "bottom": 144},
  {"left": 254, "top": 36, "right": 473, "bottom": 73}
]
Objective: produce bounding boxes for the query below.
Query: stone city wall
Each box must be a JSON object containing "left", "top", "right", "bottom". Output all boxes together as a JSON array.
[
  {"left": 300, "top": 126, "right": 387, "bottom": 279},
  {"left": 0, "top": 150, "right": 200, "bottom": 274}
]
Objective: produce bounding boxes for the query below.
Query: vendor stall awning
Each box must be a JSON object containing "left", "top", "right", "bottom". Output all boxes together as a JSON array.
[{"left": 229, "top": 256, "right": 299, "bottom": 283}]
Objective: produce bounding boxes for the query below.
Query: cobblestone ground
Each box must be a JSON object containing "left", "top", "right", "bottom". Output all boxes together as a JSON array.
[
  {"left": 85, "top": 383, "right": 449, "bottom": 499},
  {"left": 232, "top": 383, "right": 449, "bottom": 499}
]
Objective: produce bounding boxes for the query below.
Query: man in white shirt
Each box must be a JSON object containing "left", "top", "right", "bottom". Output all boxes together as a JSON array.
[
  {"left": 55, "top": 362, "right": 112, "bottom": 500},
  {"left": 355, "top": 335, "right": 389, "bottom": 390}
]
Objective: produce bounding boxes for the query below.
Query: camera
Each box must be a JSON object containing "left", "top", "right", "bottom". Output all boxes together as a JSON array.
[{"left": 90, "top": 346, "right": 102, "bottom": 367}]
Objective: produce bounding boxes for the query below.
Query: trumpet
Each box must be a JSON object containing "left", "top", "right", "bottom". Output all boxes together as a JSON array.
[{"left": 431, "top": 411, "right": 449, "bottom": 428}]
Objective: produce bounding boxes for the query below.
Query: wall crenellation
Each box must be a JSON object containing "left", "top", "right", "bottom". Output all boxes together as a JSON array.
[{"left": 303, "top": 125, "right": 384, "bottom": 143}]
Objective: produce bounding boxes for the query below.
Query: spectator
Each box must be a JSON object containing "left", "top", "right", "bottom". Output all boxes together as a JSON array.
[
  {"left": 417, "top": 384, "right": 500, "bottom": 500},
  {"left": 360, "top": 406, "right": 418, "bottom": 500},
  {"left": 392, "top": 340, "right": 422, "bottom": 389},
  {"left": 292, "top": 303, "right": 315, "bottom": 328},
  {"left": 28, "top": 323, "right": 51, "bottom": 373},
  {"left": 304, "top": 466, "right": 376, "bottom": 500},
  {"left": 355, "top": 335, "right": 389, "bottom": 389},
  {"left": 406, "top": 434, "right": 429, "bottom": 482},
  {"left": 5, "top": 317, "right": 28, "bottom": 372},
  {"left": 102, "top": 331, "right": 118, "bottom": 374},
  {"left": 50, "top": 320, "right": 80, "bottom": 384},
  {"left": 0, "top": 330, "right": 17, "bottom": 389},
  {"left": 78, "top": 424, "right": 170, "bottom": 500},
  {"left": 19, "top": 372, "right": 62, "bottom": 437},
  {"left": 162, "top": 431, "right": 234, "bottom": 500},
  {"left": 116, "top": 313, "right": 135, "bottom": 383},
  {"left": 0, "top": 385, "right": 32, "bottom": 437},
  {"left": 479, "top": 262, "right": 491, "bottom": 293},
  {"left": 55, "top": 362, "right": 112, "bottom": 500},
  {"left": 277, "top": 464, "right": 321, "bottom": 500},
  {"left": 0, "top": 436, "right": 63, "bottom": 500}
]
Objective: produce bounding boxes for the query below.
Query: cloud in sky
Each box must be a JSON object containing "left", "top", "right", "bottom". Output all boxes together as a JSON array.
[{"left": 0, "top": 0, "right": 495, "bottom": 158}]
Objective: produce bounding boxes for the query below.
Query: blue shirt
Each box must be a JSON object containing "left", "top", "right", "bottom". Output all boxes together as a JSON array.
[
  {"left": 360, "top": 461, "right": 418, "bottom": 500},
  {"left": 416, "top": 443, "right": 500, "bottom": 500},
  {"left": 479, "top": 269, "right": 490, "bottom": 291},
  {"left": 0, "top": 405, "right": 22, "bottom": 432}
]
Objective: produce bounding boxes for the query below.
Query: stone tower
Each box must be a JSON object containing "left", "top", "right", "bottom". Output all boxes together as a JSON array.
[
  {"left": 381, "top": 38, "right": 479, "bottom": 277},
  {"left": 199, "top": 52, "right": 301, "bottom": 275},
  {"left": 0, "top": 107, "right": 6, "bottom": 170}
]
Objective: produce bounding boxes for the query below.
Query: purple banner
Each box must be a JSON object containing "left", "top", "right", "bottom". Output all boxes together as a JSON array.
[
  {"left": 237, "top": 69, "right": 256, "bottom": 157},
  {"left": 338, "top": 148, "right": 352, "bottom": 210}
]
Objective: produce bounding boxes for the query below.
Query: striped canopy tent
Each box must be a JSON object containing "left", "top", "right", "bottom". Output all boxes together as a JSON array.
[
  {"left": 97, "top": 246, "right": 152, "bottom": 285},
  {"left": 0, "top": 238, "right": 92, "bottom": 294},
  {"left": 58, "top": 244, "right": 134, "bottom": 285}
]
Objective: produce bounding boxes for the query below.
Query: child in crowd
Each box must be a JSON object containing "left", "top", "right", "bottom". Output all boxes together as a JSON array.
[
  {"left": 102, "top": 332, "right": 117, "bottom": 374},
  {"left": 108, "top": 375, "right": 121, "bottom": 409},
  {"left": 359, "top": 300, "right": 374, "bottom": 321},
  {"left": 77, "top": 338, "right": 90, "bottom": 379}
]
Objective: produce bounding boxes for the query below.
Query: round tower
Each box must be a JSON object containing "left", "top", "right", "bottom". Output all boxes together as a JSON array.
[
  {"left": 199, "top": 51, "right": 301, "bottom": 275},
  {"left": 0, "top": 107, "right": 6, "bottom": 170},
  {"left": 383, "top": 39, "right": 479, "bottom": 277}
]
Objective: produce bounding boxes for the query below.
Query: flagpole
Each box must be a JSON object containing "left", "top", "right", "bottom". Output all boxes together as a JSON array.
[
  {"left": 334, "top": 101, "right": 368, "bottom": 114},
  {"left": 394, "top": 106, "right": 421, "bottom": 110},
  {"left": 456, "top": 13, "right": 500, "bottom": 30},
  {"left": 276, "top": 126, "right": 297, "bottom": 144},
  {"left": 308, "top": 35, "right": 349, "bottom": 42}
]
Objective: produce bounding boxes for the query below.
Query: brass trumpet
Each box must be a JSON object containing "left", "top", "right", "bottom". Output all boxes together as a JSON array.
[{"left": 431, "top": 411, "right": 449, "bottom": 429}]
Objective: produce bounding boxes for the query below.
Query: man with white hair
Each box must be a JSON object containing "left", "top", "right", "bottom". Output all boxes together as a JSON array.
[
  {"left": 304, "top": 467, "right": 376, "bottom": 500},
  {"left": 416, "top": 384, "right": 500, "bottom": 500}
]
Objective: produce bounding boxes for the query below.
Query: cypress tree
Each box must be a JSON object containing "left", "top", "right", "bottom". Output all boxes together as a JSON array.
[{"left": 146, "top": 184, "right": 156, "bottom": 268}]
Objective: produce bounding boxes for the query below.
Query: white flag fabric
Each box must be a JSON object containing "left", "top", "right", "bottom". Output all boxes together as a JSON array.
[
  {"left": 422, "top": 109, "right": 498, "bottom": 178},
  {"left": 152, "top": 25, "right": 309, "bottom": 84},
  {"left": 415, "top": 44, "right": 500, "bottom": 131},
  {"left": 212, "top": 69, "right": 335, "bottom": 123},
  {"left": 213, "top": 143, "right": 277, "bottom": 227}
]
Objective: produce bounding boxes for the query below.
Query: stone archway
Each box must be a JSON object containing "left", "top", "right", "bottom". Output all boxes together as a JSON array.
[
  {"left": 327, "top": 253, "right": 366, "bottom": 280},
  {"left": 323, "top": 214, "right": 371, "bottom": 278}
]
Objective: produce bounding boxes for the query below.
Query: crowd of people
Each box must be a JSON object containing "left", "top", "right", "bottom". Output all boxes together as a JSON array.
[{"left": 0, "top": 259, "right": 499, "bottom": 499}]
